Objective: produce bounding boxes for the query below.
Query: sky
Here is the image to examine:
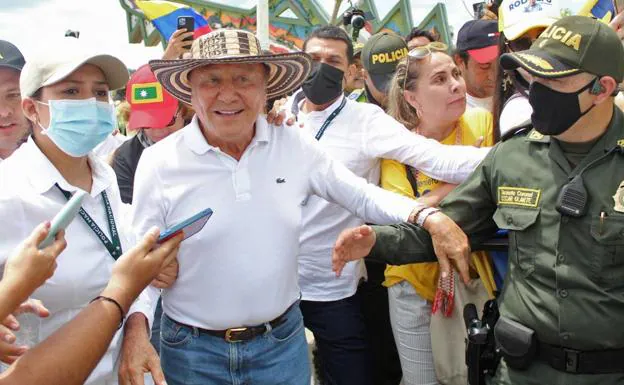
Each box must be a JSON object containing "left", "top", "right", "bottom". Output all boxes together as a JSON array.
[{"left": 0, "top": 0, "right": 589, "bottom": 70}]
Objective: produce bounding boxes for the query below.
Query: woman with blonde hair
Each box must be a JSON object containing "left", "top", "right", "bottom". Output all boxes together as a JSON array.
[{"left": 382, "top": 43, "right": 497, "bottom": 385}]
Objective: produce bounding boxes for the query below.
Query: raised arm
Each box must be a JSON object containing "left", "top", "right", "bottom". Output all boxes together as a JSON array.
[
  {"left": 333, "top": 144, "right": 502, "bottom": 283},
  {"left": 364, "top": 109, "right": 490, "bottom": 184},
  {"left": 303, "top": 134, "right": 423, "bottom": 226}
]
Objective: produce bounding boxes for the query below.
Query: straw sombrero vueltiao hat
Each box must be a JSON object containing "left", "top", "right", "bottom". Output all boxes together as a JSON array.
[{"left": 149, "top": 29, "right": 312, "bottom": 104}]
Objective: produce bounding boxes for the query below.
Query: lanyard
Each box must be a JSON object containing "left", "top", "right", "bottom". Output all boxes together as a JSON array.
[
  {"left": 314, "top": 97, "right": 347, "bottom": 141},
  {"left": 56, "top": 184, "right": 123, "bottom": 260}
]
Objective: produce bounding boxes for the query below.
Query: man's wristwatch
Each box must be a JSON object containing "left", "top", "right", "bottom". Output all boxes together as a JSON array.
[{"left": 416, "top": 207, "right": 441, "bottom": 227}]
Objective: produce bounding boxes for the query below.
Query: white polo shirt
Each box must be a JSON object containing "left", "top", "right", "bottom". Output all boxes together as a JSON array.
[
  {"left": 286, "top": 93, "right": 491, "bottom": 301},
  {"left": 466, "top": 93, "right": 494, "bottom": 112},
  {"left": 0, "top": 138, "right": 133, "bottom": 385},
  {"left": 129, "top": 115, "right": 419, "bottom": 330}
]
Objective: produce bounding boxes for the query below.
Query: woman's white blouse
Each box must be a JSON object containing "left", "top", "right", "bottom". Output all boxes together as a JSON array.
[{"left": 0, "top": 138, "right": 134, "bottom": 385}]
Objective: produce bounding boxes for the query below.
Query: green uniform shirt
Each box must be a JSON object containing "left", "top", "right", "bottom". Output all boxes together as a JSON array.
[{"left": 369, "top": 107, "right": 624, "bottom": 351}]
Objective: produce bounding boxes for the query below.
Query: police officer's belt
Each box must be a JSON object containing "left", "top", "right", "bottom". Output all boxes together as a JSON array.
[{"left": 538, "top": 342, "right": 624, "bottom": 374}]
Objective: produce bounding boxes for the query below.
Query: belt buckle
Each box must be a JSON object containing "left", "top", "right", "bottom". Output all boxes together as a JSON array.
[
  {"left": 563, "top": 348, "right": 579, "bottom": 373},
  {"left": 225, "top": 327, "right": 247, "bottom": 342}
]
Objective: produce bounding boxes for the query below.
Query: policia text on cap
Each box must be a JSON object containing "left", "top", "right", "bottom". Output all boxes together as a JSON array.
[{"left": 331, "top": 16, "right": 624, "bottom": 385}]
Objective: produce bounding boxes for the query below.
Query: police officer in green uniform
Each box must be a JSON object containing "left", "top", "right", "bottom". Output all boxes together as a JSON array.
[
  {"left": 332, "top": 16, "right": 624, "bottom": 385},
  {"left": 351, "top": 32, "right": 408, "bottom": 108}
]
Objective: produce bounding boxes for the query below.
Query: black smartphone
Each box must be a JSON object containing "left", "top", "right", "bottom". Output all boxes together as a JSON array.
[
  {"left": 473, "top": 2, "right": 486, "bottom": 19},
  {"left": 177, "top": 16, "right": 195, "bottom": 48}
]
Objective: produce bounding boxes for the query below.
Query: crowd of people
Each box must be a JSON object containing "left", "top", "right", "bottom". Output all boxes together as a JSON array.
[{"left": 0, "top": 1, "right": 623, "bottom": 385}]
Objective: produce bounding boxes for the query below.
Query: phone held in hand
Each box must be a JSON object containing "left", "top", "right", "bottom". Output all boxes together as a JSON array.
[
  {"left": 177, "top": 16, "right": 195, "bottom": 49},
  {"left": 158, "top": 208, "right": 213, "bottom": 243},
  {"left": 473, "top": 2, "right": 486, "bottom": 19},
  {"left": 39, "top": 190, "right": 88, "bottom": 249}
]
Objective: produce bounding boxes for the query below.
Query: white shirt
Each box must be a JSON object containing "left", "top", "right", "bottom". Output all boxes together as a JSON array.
[
  {"left": 499, "top": 93, "right": 533, "bottom": 136},
  {"left": 466, "top": 93, "right": 494, "bottom": 112},
  {"left": 130, "top": 115, "right": 420, "bottom": 330},
  {"left": 93, "top": 133, "right": 129, "bottom": 159},
  {"left": 286, "top": 93, "right": 491, "bottom": 301},
  {"left": 0, "top": 139, "right": 132, "bottom": 385}
]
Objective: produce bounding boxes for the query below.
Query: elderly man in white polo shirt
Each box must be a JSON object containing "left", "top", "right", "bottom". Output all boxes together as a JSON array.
[{"left": 117, "top": 29, "right": 436, "bottom": 385}]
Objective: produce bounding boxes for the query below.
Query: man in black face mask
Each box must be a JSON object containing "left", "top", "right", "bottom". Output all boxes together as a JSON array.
[
  {"left": 331, "top": 16, "right": 624, "bottom": 385},
  {"left": 282, "top": 26, "right": 491, "bottom": 385}
]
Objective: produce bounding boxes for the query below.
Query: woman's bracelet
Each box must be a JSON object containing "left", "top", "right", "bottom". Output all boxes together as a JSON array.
[{"left": 90, "top": 296, "right": 125, "bottom": 329}]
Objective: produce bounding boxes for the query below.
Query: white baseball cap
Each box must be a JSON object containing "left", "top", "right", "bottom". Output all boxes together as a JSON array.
[
  {"left": 20, "top": 37, "right": 129, "bottom": 97},
  {"left": 498, "top": 0, "right": 560, "bottom": 41}
]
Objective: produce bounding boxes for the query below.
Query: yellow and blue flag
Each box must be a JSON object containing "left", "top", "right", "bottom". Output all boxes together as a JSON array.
[
  {"left": 136, "top": 0, "right": 211, "bottom": 41},
  {"left": 577, "top": 0, "right": 617, "bottom": 23}
]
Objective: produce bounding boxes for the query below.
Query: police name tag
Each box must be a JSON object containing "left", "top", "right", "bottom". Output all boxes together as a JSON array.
[{"left": 498, "top": 187, "right": 541, "bottom": 208}]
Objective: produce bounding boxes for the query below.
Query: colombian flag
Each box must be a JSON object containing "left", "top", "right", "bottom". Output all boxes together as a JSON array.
[
  {"left": 578, "top": 0, "right": 617, "bottom": 23},
  {"left": 135, "top": 0, "right": 211, "bottom": 41}
]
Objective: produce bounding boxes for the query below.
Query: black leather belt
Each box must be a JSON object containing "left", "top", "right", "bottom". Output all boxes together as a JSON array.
[
  {"left": 170, "top": 305, "right": 291, "bottom": 343},
  {"left": 539, "top": 343, "right": 624, "bottom": 374}
]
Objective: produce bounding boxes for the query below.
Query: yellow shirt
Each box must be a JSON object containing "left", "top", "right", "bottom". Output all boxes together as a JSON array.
[{"left": 382, "top": 108, "right": 496, "bottom": 301}]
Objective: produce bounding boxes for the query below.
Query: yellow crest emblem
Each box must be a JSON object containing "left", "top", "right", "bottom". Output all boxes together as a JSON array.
[{"left": 517, "top": 53, "right": 554, "bottom": 70}]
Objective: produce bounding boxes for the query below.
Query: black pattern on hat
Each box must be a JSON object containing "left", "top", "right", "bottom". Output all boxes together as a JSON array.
[{"left": 149, "top": 29, "right": 311, "bottom": 104}]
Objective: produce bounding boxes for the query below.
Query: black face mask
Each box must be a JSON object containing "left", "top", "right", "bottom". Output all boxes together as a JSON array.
[
  {"left": 302, "top": 62, "right": 344, "bottom": 105},
  {"left": 529, "top": 79, "right": 597, "bottom": 136}
]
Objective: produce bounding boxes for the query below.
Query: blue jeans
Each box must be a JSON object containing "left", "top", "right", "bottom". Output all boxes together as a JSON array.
[{"left": 160, "top": 302, "right": 310, "bottom": 385}]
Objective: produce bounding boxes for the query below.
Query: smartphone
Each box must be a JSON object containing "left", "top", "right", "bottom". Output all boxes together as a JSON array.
[
  {"left": 177, "top": 16, "right": 195, "bottom": 49},
  {"left": 473, "top": 2, "right": 486, "bottom": 19},
  {"left": 158, "top": 208, "right": 213, "bottom": 243},
  {"left": 39, "top": 190, "right": 88, "bottom": 249}
]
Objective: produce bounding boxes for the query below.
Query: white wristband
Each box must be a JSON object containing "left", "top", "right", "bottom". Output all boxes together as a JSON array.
[{"left": 416, "top": 207, "right": 441, "bottom": 227}]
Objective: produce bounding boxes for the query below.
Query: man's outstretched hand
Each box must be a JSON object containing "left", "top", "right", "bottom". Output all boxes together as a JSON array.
[
  {"left": 423, "top": 212, "right": 472, "bottom": 284},
  {"left": 332, "top": 225, "right": 376, "bottom": 277}
]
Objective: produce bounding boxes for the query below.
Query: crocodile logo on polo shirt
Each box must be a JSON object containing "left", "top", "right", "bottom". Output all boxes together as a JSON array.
[{"left": 276, "top": 178, "right": 286, "bottom": 184}]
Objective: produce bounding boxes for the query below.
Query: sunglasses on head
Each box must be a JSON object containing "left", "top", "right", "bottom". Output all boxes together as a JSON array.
[
  {"left": 505, "top": 37, "right": 533, "bottom": 53},
  {"left": 402, "top": 42, "right": 449, "bottom": 91}
]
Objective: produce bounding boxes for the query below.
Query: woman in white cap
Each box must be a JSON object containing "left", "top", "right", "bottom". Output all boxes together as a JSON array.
[
  {"left": 0, "top": 37, "right": 176, "bottom": 385},
  {"left": 493, "top": 0, "right": 561, "bottom": 137}
]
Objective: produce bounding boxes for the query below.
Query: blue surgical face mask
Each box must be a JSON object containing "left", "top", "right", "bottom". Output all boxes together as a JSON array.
[{"left": 36, "top": 98, "right": 115, "bottom": 157}]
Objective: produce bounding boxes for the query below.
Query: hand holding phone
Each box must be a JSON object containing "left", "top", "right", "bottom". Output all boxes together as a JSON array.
[
  {"left": 177, "top": 16, "right": 195, "bottom": 49},
  {"left": 473, "top": 2, "right": 486, "bottom": 19},
  {"left": 39, "top": 190, "right": 87, "bottom": 249},
  {"left": 158, "top": 208, "right": 213, "bottom": 243},
  {"left": 6, "top": 222, "right": 68, "bottom": 301}
]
